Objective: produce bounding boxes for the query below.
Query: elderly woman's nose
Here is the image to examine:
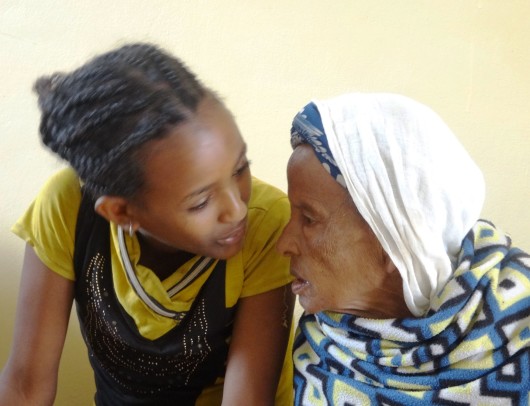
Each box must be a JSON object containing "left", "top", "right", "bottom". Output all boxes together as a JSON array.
[{"left": 277, "top": 220, "right": 298, "bottom": 256}]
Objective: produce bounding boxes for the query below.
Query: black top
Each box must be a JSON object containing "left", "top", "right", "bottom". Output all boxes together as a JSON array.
[{"left": 73, "top": 190, "right": 237, "bottom": 405}]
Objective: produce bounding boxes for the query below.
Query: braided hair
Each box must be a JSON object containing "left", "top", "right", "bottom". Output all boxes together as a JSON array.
[{"left": 34, "top": 43, "right": 208, "bottom": 199}]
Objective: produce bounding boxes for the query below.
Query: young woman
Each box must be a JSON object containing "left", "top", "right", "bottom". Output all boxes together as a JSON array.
[{"left": 0, "top": 43, "right": 294, "bottom": 405}]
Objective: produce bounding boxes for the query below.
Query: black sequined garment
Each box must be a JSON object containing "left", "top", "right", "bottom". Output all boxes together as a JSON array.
[{"left": 73, "top": 191, "right": 237, "bottom": 405}]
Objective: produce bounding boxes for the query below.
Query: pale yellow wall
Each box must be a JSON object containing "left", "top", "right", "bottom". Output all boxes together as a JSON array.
[{"left": 1, "top": 1, "right": 529, "bottom": 404}]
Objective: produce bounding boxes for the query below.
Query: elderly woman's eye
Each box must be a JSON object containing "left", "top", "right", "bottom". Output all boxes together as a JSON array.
[{"left": 303, "top": 214, "right": 315, "bottom": 225}]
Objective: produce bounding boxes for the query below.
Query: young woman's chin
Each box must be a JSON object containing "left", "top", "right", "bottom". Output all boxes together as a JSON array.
[{"left": 211, "top": 240, "right": 245, "bottom": 260}]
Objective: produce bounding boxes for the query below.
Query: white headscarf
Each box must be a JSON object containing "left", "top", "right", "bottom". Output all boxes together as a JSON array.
[{"left": 314, "top": 93, "right": 485, "bottom": 316}]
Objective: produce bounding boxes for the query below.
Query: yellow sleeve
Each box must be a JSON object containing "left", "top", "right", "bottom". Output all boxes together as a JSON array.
[
  {"left": 240, "top": 178, "right": 293, "bottom": 298},
  {"left": 11, "top": 168, "right": 80, "bottom": 281}
]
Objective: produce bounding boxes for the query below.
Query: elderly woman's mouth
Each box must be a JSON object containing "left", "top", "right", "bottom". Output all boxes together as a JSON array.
[{"left": 291, "top": 277, "right": 310, "bottom": 294}]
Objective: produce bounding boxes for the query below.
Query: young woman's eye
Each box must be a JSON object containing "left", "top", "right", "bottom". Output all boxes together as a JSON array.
[
  {"left": 189, "top": 198, "right": 209, "bottom": 211},
  {"left": 234, "top": 159, "right": 251, "bottom": 177}
]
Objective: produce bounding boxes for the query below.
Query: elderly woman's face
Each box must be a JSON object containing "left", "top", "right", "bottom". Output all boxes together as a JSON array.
[{"left": 277, "top": 145, "right": 393, "bottom": 315}]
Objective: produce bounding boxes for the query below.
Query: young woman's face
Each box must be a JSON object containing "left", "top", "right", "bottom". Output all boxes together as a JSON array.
[
  {"left": 277, "top": 144, "right": 389, "bottom": 314},
  {"left": 131, "top": 97, "right": 251, "bottom": 260}
]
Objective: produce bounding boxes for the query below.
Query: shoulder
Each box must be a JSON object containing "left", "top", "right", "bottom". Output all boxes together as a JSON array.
[
  {"left": 38, "top": 167, "right": 81, "bottom": 202},
  {"left": 248, "top": 177, "right": 289, "bottom": 225},
  {"left": 245, "top": 177, "right": 290, "bottom": 247},
  {"left": 11, "top": 167, "right": 81, "bottom": 280},
  {"left": 235, "top": 178, "right": 291, "bottom": 293},
  {"left": 33, "top": 167, "right": 82, "bottom": 226},
  {"left": 216, "top": 178, "right": 292, "bottom": 301}
]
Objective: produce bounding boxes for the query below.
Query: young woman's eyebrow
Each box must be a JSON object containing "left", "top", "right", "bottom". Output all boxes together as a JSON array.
[{"left": 183, "top": 143, "right": 248, "bottom": 202}]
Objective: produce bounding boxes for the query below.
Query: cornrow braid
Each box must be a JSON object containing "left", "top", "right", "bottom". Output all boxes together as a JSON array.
[{"left": 34, "top": 42, "right": 208, "bottom": 199}]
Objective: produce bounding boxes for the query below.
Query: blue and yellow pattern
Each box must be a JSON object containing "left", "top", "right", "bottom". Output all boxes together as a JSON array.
[{"left": 294, "top": 220, "right": 530, "bottom": 405}]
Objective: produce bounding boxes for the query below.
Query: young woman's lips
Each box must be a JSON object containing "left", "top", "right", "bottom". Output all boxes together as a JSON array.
[{"left": 217, "top": 221, "right": 246, "bottom": 246}]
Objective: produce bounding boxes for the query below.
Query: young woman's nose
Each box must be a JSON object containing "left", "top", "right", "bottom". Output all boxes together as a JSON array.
[{"left": 219, "top": 185, "right": 247, "bottom": 223}]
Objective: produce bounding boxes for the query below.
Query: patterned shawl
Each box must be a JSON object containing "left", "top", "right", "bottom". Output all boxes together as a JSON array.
[{"left": 294, "top": 220, "right": 530, "bottom": 405}]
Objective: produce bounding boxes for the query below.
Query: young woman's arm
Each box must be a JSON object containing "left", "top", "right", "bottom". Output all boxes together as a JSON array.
[
  {"left": 222, "top": 284, "right": 295, "bottom": 406},
  {"left": 0, "top": 244, "right": 74, "bottom": 405}
]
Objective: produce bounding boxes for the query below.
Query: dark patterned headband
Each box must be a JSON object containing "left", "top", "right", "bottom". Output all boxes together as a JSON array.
[{"left": 290, "top": 101, "right": 346, "bottom": 188}]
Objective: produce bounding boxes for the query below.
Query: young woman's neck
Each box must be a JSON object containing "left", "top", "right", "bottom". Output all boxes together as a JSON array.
[{"left": 136, "top": 232, "right": 195, "bottom": 281}]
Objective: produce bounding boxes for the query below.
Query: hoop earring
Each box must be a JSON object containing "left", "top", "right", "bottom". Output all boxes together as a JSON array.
[{"left": 129, "top": 222, "right": 134, "bottom": 237}]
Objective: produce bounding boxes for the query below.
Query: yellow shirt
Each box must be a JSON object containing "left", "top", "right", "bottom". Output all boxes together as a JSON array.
[{"left": 13, "top": 167, "right": 294, "bottom": 405}]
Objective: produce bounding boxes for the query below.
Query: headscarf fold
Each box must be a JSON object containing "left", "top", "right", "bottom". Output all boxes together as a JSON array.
[{"left": 290, "top": 93, "right": 485, "bottom": 316}]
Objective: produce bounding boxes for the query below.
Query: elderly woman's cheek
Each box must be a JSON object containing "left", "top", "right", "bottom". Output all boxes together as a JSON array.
[{"left": 312, "top": 225, "right": 338, "bottom": 263}]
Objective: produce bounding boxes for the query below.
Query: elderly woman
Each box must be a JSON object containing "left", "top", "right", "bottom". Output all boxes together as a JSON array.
[{"left": 277, "top": 93, "right": 530, "bottom": 405}]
